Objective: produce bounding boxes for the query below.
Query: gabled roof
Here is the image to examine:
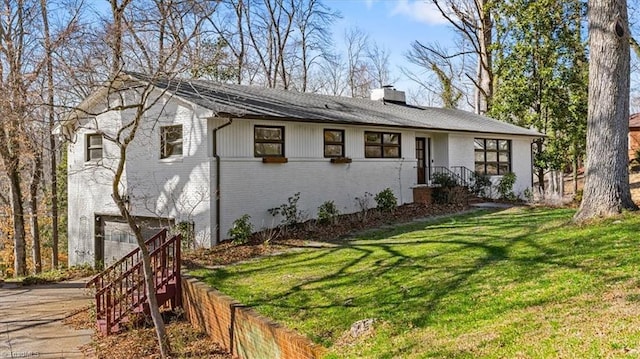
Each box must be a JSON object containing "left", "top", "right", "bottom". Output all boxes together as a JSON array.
[
  {"left": 76, "top": 72, "right": 543, "bottom": 138},
  {"left": 630, "top": 113, "right": 640, "bottom": 128}
]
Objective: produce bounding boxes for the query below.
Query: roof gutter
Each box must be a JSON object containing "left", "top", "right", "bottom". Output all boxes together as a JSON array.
[{"left": 213, "top": 118, "right": 233, "bottom": 246}]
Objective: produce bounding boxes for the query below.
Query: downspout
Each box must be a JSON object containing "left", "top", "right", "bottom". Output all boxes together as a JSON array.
[
  {"left": 531, "top": 140, "right": 535, "bottom": 189},
  {"left": 213, "top": 118, "right": 233, "bottom": 246}
]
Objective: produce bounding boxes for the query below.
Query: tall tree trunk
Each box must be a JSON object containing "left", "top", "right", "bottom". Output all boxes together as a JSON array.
[
  {"left": 30, "top": 156, "right": 42, "bottom": 274},
  {"left": 235, "top": 0, "right": 245, "bottom": 84},
  {"left": 476, "top": 0, "right": 493, "bottom": 115},
  {"left": 113, "top": 140, "right": 170, "bottom": 358},
  {"left": 572, "top": 154, "right": 579, "bottom": 195},
  {"left": 40, "top": 0, "right": 59, "bottom": 269},
  {"left": 49, "top": 127, "right": 58, "bottom": 269},
  {"left": 575, "top": 0, "right": 638, "bottom": 221},
  {"left": 8, "top": 167, "right": 27, "bottom": 277}
]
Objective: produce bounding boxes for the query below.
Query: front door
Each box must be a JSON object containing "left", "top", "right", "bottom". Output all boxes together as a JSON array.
[{"left": 416, "top": 138, "right": 426, "bottom": 184}]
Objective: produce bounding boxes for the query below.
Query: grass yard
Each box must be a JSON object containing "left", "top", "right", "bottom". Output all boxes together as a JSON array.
[{"left": 189, "top": 207, "right": 640, "bottom": 358}]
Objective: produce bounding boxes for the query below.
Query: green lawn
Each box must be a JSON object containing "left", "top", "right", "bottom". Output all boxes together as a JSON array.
[{"left": 190, "top": 207, "right": 640, "bottom": 358}]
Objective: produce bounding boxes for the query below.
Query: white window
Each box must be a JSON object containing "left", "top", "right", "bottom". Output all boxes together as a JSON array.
[
  {"left": 161, "top": 125, "right": 183, "bottom": 158},
  {"left": 86, "top": 134, "right": 103, "bottom": 161}
]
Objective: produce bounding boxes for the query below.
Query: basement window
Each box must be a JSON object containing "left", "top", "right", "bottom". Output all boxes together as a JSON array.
[
  {"left": 86, "top": 133, "right": 103, "bottom": 161},
  {"left": 161, "top": 125, "right": 183, "bottom": 159}
]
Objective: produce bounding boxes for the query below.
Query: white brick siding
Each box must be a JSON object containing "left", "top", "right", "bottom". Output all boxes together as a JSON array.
[{"left": 67, "top": 89, "right": 537, "bottom": 266}]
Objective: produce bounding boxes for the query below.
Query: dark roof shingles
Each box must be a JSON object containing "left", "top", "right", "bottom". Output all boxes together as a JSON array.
[{"left": 132, "top": 73, "right": 542, "bottom": 137}]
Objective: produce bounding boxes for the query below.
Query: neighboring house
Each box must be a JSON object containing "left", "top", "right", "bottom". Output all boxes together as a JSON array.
[
  {"left": 630, "top": 113, "right": 640, "bottom": 161},
  {"left": 62, "top": 73, "right": 542, "bottom": 267}
]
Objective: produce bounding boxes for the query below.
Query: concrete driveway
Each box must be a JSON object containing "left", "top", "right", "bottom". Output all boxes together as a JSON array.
[{"left": 0, "top": 280, "right": 93, "bottom": 358}]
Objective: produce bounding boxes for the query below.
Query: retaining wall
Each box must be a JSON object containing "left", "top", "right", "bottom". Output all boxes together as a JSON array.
[{"left": 181, "top": 275, "right": 326, "bottom": 359}]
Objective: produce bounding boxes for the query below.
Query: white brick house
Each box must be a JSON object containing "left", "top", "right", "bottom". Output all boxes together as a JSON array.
[{"left": 62, "top": 73, "right": 542, "bottom": 267}]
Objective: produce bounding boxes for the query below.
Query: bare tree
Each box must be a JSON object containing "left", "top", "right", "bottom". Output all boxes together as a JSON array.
[
  {"left": 313, "top": 53, "right": 348, "bottom": 95},
  {"left": 293, "top": 0, "right": 338, "bottom": 91},
  {"left": 415, "top": 0, "right": 493, "bottom": 114},
  {"left": 405, "top": 42, "right": 464, "bottom": 108},
  {"left": 345, "top": 27, "right": 372, "bottom": 97},
  {"left": 575, "top": 0, "right": 638, "bottom": 220},
  {"left": 0, "top": 0, "right": 38, "bottom": 277},
  {"left": 102, "top": 79, "right": 172, "bottom": 357},
  {"left": 66, "top": 1, "right": 219, "bottom": 356},
  {"left": 367, "top": 41, "right": 396, "bottom": 88},
  {"left": 40, "top": 0, "right": 59, "bottom": 269}
]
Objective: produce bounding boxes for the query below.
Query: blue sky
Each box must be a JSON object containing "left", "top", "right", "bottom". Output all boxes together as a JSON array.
[{"left": 327, "top": 0, "right": 455, "bottom": 100}]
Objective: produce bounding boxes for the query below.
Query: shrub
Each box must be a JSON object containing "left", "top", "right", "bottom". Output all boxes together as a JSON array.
[
  {"left": 174, "top": 221, "right": 195, "bottom": 249},
  {"left": 497, "top": 172, "right": 517, "bottom": 200},
  {"left": 432, "top": 172, "right": 466, "bottom": 204},
  {"left": 574, "top": 189, "right": 583, "bottom": 204},
  {"left": 268, "top": 192, "right": 306, "bottom": 227},
  {"left": 318, "top": 200, "right": 340, "bottom": 224},
  {"left": 354, "top": 192, "right": 374, "bottom": 222},
  {"left": 523, "top": 187, "right": 534, "bottom": 203},
  {"left": 470, "top": 172, "right": 492, "bottom": 198},
  {"left": 228, "top": 214, "right": 253, "bottom": 244},
  {"left": 375, "top": 188, "right": 398, "bottom": 212},
  {"left": 431, "top": 172, "right": 458, "bottom": 188}
]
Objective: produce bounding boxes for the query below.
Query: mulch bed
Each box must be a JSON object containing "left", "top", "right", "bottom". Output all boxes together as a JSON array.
[
  {"left": 67, "top": 308, "right": 231, "bottom": 359},
  {"left": 183, "top": 203, "right": 468, "bottom": 269}
]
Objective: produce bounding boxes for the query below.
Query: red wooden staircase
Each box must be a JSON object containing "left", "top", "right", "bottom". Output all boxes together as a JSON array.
[{"left": 86, "top": 229, "right": 182, "bottom": 335}]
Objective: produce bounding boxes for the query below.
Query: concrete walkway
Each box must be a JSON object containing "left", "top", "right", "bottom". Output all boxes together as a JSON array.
[{"left": 0, "top": 280, "right": 93, "bottom": 359}]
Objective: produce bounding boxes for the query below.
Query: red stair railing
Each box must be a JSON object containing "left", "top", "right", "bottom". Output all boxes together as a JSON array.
[
  {"left": 87, "top": 229, "right": 182, "bottom": 335},
  {"left": 86, "top": 229, "right": 169, "bottom": 290}
]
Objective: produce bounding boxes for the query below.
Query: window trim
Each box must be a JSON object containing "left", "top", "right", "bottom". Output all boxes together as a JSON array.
[
  {"left": 364, "top": 131, "right": 401, "bottom": 158},
  {"left": 85, "top": 133, "right": 103, "bottom": 162},
  {"left": 323, "top": 129, "right": 345, "bottom": 158},
  {"left": 160, "top": 125, "right": 183, "bottom": 159},
  {"left": 474, "top": 138, "right": 512, "bottom": 175},
  {"left": 254, "top": 125, "right": 285, "bottom": 158}
]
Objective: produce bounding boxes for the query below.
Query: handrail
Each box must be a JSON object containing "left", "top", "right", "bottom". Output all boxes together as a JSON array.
[
  {"left": 430, "top": 166, "right": 465, "bottom": 186},
  {"left": 95, "top": 237, "right": 179, "bottom": 297},
  {"left": 91, "top": 231, "right": 181, "bottom": 335},
  {"left": 451, "top": 166, "right": 477, "bottom": 188},
  {"left": 86, "top": 228, "right": 168, "bottom": 289}
]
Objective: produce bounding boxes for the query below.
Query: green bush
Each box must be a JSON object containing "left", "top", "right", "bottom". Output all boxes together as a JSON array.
[
  {"left": 471, "top": 172, "right": 492, "bottom": 198},
  {"left": 523, "top": 187, "right": 534, "bottom": 203},
  {"left": 574, "top": 189, "right": 583, "bottom": 204},
  {"left": 228, "top": 214, "right": 253, "bottom": 244},
  {"left": 431, "top": 172, "right": 458, "bottom": 188},
  {"left": 375, "top": 188, "right": 398, "bottom": 212},
  {"left": 497, "top": 172, "right": 517, "bottom": 200},
  {"left": 268, "top": 192, "right": 306, "bottom": 227},
  {"left": 174, "top": 221, "right": 195, "bottom": 249},
  {"left": 318, "top": 201, "right": 340, "bottom": 224}
]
